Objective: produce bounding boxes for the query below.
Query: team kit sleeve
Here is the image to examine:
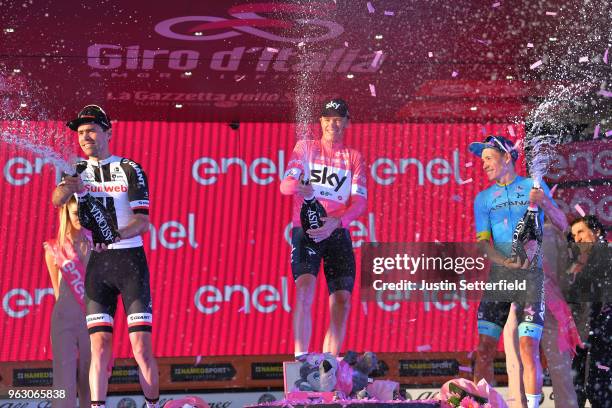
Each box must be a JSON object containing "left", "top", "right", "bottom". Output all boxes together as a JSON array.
[
  {"left": 473, "top": 192, "right": 491, "bottom": 241},
  {"left": 121, "top": 159, "right": 150, "bottom": 215},
  {"left": 280, "top": 140, "right": 306, "bottom": 195},
  {"left": 339, "top": 151, "right": 368, "bottom": 227}
]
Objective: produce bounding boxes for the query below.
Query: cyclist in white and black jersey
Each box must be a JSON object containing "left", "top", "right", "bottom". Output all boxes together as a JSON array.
[
  {"left": 51, "top": 105, "right": 159, "bottom": 408},
  {"left": 72, "top": 155, "right": 149, "bottom": 249}
]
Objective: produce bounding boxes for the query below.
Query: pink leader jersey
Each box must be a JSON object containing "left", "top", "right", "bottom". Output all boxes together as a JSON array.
[{"left": 280, "top": 139, "right": 367, "bottom": 227}]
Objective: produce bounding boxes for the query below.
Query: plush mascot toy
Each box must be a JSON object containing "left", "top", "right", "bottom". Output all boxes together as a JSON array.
[
  {"left": 335, "top": 351, "right": 379, "bottom": 397},
  {"left": 294, "top": 353, "right": 338, "bottom": 392}
]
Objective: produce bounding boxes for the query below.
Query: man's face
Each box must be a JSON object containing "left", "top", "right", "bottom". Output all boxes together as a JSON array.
[
  {"left": 571, "top": 221, "right": 597, "bottom": 243},
  {"left": 481, "top": 148, "right": 510, "bottom": 181},
  {"left": 77, "top": 123, "right": 110, "bottom": 158},
  {"left": 319, "top": 116, "right": 349, "bottom": 143}
]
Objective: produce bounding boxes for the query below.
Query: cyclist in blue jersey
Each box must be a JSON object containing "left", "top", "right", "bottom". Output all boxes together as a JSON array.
[{"left": 469, "top": 136, "right": 568, "bottom": 408}]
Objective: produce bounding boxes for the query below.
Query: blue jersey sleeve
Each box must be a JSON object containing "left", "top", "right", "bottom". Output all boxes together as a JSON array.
[{"left": 474, "top": 191, "right": 491, "bottom": 241}]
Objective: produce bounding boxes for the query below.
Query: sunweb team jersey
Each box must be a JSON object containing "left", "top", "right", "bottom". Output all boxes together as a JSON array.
[
  {"left": 473, "top": 175, "right": 555, "bottom": 256},
  {"left": 74, "top": 155, "right": 150, "bottom": 249},
  {"left": 280, "top": 139, "right": 367, "bottom": 228}
]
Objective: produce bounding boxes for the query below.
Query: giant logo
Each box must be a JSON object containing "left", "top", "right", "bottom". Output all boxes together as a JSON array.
[{"left": 154, "top": 3, "right": 344, "bottom": 43}]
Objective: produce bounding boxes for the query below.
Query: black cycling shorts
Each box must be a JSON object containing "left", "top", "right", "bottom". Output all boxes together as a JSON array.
[
  {"left": 477, "top": 265, "right": 545, "bottom": 340},
  {"left": 85, "top": 247, "right": 152, "bottom": 334},
  {"left": 291, "top": 227, "right": 356, "bottom": 294}
]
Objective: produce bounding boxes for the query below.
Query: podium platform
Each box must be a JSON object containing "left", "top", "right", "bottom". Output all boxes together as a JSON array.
[
  {"left": 246, "top": 401, "right": 440, "bottom": 408},
  {"left": 276, "top": 361, "right": 440, "bottom": 408}
]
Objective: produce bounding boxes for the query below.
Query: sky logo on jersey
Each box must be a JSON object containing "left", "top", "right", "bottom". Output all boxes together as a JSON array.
[{"left": 310, "top": 167, "right": 347, "bottom": 192}]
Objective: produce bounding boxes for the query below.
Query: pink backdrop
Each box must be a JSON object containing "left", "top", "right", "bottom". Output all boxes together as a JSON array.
[{"left": 2, "top": 121, "right": 605, "bottom": 361}]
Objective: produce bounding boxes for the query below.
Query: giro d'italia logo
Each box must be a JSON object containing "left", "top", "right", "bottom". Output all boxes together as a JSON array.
[{"left": 154, "top": 2, "right": 344, "bottom": 43}]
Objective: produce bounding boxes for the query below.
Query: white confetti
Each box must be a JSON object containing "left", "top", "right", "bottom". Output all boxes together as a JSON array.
[
  {"left": 452, "top": 71, "right": 459, "bottom": 77},
  {"left": 492, "top": 2, "right": 500, "bottom": 7},
  {"left": 417, "top": 344, "right": 431, "bottom": 352},
  {"left": 596, "top": 363, "right": 610, "bottom": 371},
  {"left": 367, "top": 1, "right": 375, "bottom": 13},
  {"left": 465, "top": 161, "right": 473, "bottom": 168},
  {"left": 361, "top": 301, "right": 368, "bottom": 315},
  {"left": 574, "top": 204, "right": 586, "bottom": 217},
  {"left": 530, "top": 60, "right": 543, "bottom": 69},
  {"left": 604, "top": 48, "right": 609, "bottom": 64},
  {"left": 266, "top": 47, "right": 279, "bottom": 53},
  {"left": 459, "top": 366, "right": 473, "bottom": 372},
  {"left": 384, "top": 10, "right": 394, "bottom": 16},
  {"left": 235, "top": 75, "right": 246, "bottom": 82},
  {"left": 545, "top": 11, "right": 557, "bottom": 16},
  {"left": 594, "top": 124, "right": 600, "bottom": 139},
  {"left": 467, "top": 351, "right": 474, "bottom": 359},
  {"left": 369, "top": 83, "right": 377, "bottom": 97},
  {"left": 297, "top": 41, "right": 305, "bottom": 47},
  {"left": 415, "top": 232, "right": 420, "bottom": 241},
  {"left": 606, "top": 130, "right": 612, "bottom": 137},
  {"left": 238, "top": 306, "right": 245, "bottom": 313},
  {"left": 474, "top": 38, "right": 491, "bottom": 46},
  {"left": 195, "top": 355, "right": 202, "bottom": 365},
  {"left": 527, "top": 42, "right": 534, "bottom": 48},
  {"left": 428, "top": 51, "right": 433, "bottom": 58},
  {"left": 371, "top": 50, "right": 384, "bottom": 67},
  {"left": 508, "top": 125, "right": 516, "bottom": 137},
  {"left": 408, "top": 318, "right": 417, "bottom": 323},
  {"left": 460, "top": 178, "right": 474, "bottom": 185},
  {"left": 344, "top": 41, "right": 349, "bottom": 47},
  {"left": 579, "top": 56, "right": 588, "bottom": 63}
]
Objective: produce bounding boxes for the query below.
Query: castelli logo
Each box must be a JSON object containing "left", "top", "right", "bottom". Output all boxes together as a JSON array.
[{"left": 154, "top": 2, "right": 344, "bottom": 43}]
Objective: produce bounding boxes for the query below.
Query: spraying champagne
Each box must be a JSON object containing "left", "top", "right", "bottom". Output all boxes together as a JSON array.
[
  {"left": 510, "top": 181, "right": 543, "bottom": 268},
  {"left": 70, "top": 163, "right": 120, "bottom": 246},
  {"left": 299, "top": 143, "right": 327, "bottom": 242}
]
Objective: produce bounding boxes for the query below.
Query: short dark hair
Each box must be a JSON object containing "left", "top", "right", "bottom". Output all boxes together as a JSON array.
[{"left": 570, "top": 215, "right": 606, "bottom": 239}]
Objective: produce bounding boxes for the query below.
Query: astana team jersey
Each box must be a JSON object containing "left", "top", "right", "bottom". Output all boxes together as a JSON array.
[
  {"left": 473, "top": 175, "right": 555, "bottom": 256},
  {"left": 75, "top": 155, "right": 150, "bottom": 249},
  {"left": 283, "top": 139, "right": 367, "bottom": 226}
]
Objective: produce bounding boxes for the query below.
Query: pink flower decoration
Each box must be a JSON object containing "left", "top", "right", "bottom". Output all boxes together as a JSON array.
[{"left": 460, "top": 396, "right": 480, "bottom": 408}]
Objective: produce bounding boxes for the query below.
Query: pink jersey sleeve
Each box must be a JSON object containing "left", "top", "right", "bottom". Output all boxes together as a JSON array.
[
  {"left": 280, "top": 140, "right": 307, "bottom": 195},
  {"left": 340, "top": 151, "right": 368, "bottom": 227},
  {"left": 280, "top": 140, "right": 311, "bottom": 195}
]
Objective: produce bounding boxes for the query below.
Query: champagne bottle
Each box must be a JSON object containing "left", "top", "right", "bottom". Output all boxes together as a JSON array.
[
  {"left": 76, "top": 192, "right": 120, "bottom": 245},
  {"left": 300, "top": 184, "right": 327, "bottom": 242},
  {"left": 71, "top": 163, "right": 120, "bottom": 246},
  {"left": 510, "top": 192, "right": 543, "bottom": 267}
]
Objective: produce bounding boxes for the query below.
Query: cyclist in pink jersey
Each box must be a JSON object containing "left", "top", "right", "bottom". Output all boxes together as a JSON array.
[{"left": 280, "top": 99, "right": 367, "bottom": 358}]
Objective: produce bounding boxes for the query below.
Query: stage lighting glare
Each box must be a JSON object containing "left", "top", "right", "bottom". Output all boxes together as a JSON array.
[
  {"left": 20, "top": 103, "right": 27, "bottom": 108},
  {"left": 470, "top": 106, "right": 478, "bottom": 111},
  {"left": 175, "top": 104, "right": 183, "bottom": 108},
  {"left": 4, "top": 28, "right": 15, "bottom": 33},
  {"left": 549, "top": 37, "right": 558, "bottom": 41},
  {"left": 194, "top": 32, "right": 203, "bottom": 36},
  {"left": 506, "top": 75, "right": 514, "bottom": 79},
  {"left": 13, "top": 69, "right": 21, "bottom": 73},
  {"left": 375, "top": 34, "right": 383, "bottom": 39},
  {"left": 347, "top": 74, "right": 354, "bottom": 79},
  {"left": 184, "top": 72, "right": 192, "bottom": 76}
]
